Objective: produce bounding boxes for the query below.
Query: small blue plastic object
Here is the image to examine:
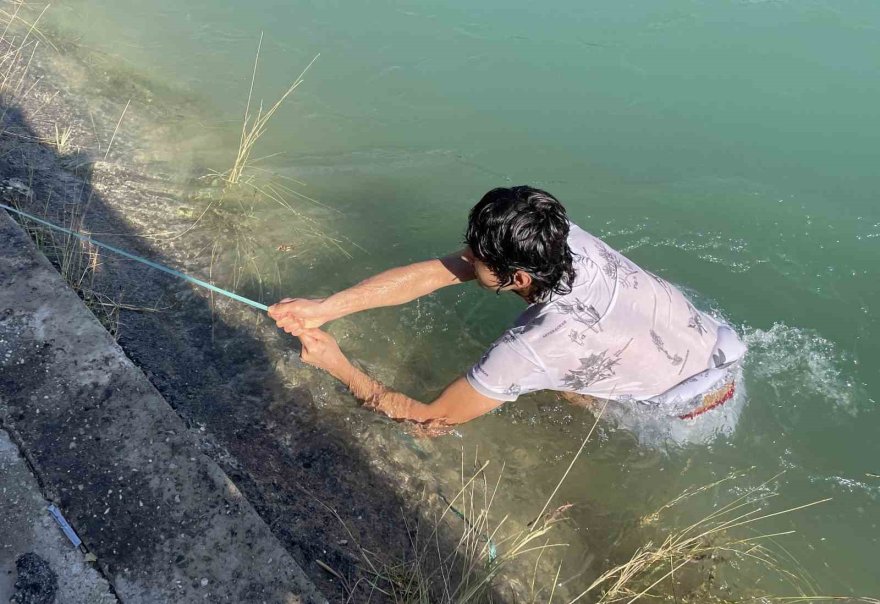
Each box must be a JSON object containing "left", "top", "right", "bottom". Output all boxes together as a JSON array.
[{"left": 48, "top": 504, "right": 82, "bottom": 549}]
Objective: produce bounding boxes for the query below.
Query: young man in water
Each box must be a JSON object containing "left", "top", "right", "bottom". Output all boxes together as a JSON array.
[{"left": 269, "top": 186, "right": 747, "bottom": 437}]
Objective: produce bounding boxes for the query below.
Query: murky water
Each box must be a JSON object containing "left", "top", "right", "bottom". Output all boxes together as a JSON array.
[{"left": 42, "top": 0, "right": 879, "bottom": 598}]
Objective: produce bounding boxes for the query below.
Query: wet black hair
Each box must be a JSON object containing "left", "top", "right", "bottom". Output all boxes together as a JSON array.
[{"left": 465, "top": 186, "right": 575, "bottom": 302}]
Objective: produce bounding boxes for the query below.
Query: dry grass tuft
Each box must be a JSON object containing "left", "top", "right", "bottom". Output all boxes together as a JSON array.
[
  {"left": 220, "top": 32, "right": 318, "bottom": 188},
  {"left": 182, "top": 34, "right": 357, "bottom": 297},
  {"left": 573, "top": 473, "right": 821, "bottom": 603},
  {"left": 0, "top": 1, "right": 50, "bottom": 102},
  {"left": 40, "top": 121, "right": 75, "bottom": 154},
  {"left": 302, "top": 454, "right": 570, "bottom": 604},
  {"left": 8, "top": 197, "right": 161, "bottom": 339},
  {"left": 305, "top": 405, "right": 607, "bottom": 603},
  {"left": 306, "top": 401, "right": 877, "bottom": 604}
]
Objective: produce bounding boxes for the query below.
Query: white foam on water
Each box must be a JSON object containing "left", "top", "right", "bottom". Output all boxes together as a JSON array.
[
  {"left": 615, "top": 232, "right": 756, "bottom": 274},
  {"left": 811, "top": 475, "right": 880, "bottom": 501},
  {"left": 580, "top": 320, "right": 865, "bottom": 449},
  {"left": 743, "top": 322, "right": 865, "bottom": 415}
]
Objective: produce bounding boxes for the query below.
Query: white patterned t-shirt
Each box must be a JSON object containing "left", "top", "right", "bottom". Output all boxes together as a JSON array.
[{"left": 466, "top": 224, "right": 746, "bottom": 403}]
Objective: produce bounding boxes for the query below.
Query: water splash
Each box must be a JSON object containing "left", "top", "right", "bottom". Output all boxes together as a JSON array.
[{"left": 743, "top": 322, "right": 865, "bottom": 414}]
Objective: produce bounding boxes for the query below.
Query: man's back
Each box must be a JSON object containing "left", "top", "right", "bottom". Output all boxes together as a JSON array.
[{"left": 468, "top": 224, "right": 734, "bottom": 402}]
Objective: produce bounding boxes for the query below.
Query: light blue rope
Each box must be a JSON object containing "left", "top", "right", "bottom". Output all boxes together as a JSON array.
[{"left": 1, "top": 202, "right": 269, "bottom": 312}]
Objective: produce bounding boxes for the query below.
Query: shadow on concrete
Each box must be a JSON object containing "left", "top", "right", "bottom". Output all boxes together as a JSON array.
[{"left": 0, "top": 83, "right": 503, "bottom": 601}]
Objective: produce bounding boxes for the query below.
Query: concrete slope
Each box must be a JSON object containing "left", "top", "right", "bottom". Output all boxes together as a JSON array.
[{"left": 0, "top": 210, "right": 326, "bottom": 603}]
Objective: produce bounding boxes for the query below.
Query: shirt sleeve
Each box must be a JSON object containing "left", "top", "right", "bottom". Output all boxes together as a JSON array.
[{"left": 467, "top": 332, "right": 552, "bottom": 402}]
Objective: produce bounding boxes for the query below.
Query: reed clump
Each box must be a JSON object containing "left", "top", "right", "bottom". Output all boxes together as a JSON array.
[
  {"left": 220, "top": 33, "right": 318, "bottom": 189},
  {"left": 200, "top": 32, "right": 321, "bottom": 206},
  {"left": 313, "top": 406, "right": 878, "bottom": 603},
  {"left": 354, "top": 467, "right": 875, "bottom": 604},
  {"left": 303, "top": 454, "right": 568, "bottom": 604},
  {"left": 185, "top": 34, "right": 358, "bottom": 300}
]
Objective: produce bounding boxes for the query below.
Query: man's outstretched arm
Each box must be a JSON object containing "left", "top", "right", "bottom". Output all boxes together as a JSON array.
[
  {"left": 269, "top": 249, "right": 476, "bottom": 335},
  {"left": 297, "top": 329, "right": 503, "bottom": 427}
]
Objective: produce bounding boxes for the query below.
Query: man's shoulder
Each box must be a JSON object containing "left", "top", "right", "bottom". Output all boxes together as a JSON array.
[
  {"left": 567, "top": 222, "right": 594, "bottom": 246},
  {"left": 510, "top": 299, "right": 580, "bottom": 351},
  {"left": 566, "top": 223, "right": 609, "bottom": 262}
]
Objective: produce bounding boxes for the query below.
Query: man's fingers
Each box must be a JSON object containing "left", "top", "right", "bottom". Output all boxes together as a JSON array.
[
  {"left": 268, "top": 298, "right": 297, "bottom": 319},
  {"left": 301, "top": 328, "right": 326, "bottom": 341},
  {"left": 276, "top": 316, "right": 305, "bottom": 336},
  {"left": 301, "top": 328, "right": 333, "bottom": 343},
  {"left": 299, "top": 334, "right": 318, "bottom": 358},
  {"left": 275, "top": 317, "right": 299, "bottom": 330},
  {"left": 269, "top": 306, "right": 292, "bottom": 320},
  {"left": 299, "top": 329, "right": 331, "bottom": 358}
]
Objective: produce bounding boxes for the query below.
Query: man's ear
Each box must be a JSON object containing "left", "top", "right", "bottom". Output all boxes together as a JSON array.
[{"left": 513, "top": 269, "right": 533, "bottom": 290}]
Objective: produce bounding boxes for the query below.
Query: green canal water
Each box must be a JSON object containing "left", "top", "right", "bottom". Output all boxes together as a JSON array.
[{"left": 45, "top": 0, "right": 878, "bottom": 598}]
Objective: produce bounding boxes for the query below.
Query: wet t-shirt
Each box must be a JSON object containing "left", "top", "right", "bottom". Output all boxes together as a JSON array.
[{"left": 467, "top": 223, "right": 743, "bottom": 403}]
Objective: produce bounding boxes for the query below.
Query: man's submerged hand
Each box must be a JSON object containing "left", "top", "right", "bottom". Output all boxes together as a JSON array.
[
  {"left": 268, "top": 297, "right": 330, "bottom": 336},
  {"left": 298, "top": 328, "right": 353, "bottom": 380}
]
